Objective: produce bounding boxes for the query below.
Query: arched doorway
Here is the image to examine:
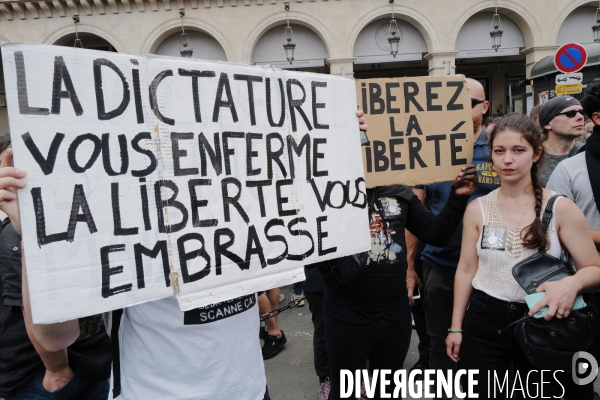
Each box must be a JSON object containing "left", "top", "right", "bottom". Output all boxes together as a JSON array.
[
  {"left": 154, "top": 30, "right": 227, "bottom": 61},
  {"left": 54, "top": 32, "right": 117, "bottom": 52},
  {"left": 353, "top": 17, "right": 428, "bottom": 79},
  {"left": 558, "top": 6, "right": 596, "bottom": 45},
  {"left": 455, "top": 12, "right": 526, "bottom": 116},
  {"left": 251, "top": 24, "right": 329, "bottom": 73}
]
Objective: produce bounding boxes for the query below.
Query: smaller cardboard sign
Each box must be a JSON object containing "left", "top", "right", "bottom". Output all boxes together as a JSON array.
[
  {"left": 356, "top": 76, "right": 473, "bottom": 188},
  {"left": 555, "top": 83, "right": 583, "bottom": 95},
  {"left": 555, "top": 73, "right": 583, "bottom": 85}
]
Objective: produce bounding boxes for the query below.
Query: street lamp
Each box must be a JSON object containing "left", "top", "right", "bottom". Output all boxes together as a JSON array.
[
  {"left": 73, "top": 15, "right": 83, "bottom": 48},
  {"left": 593, "top": 1, "right": 600, "bottom": 43},
  {"left": 490, "top": 0, "right": 503, "bottom": 52},
  {"left": 179, "top": 10, "right": 193, "bottom": 58},
  {"left": 388, "top": 0, "right": 400, "bottom": 58},
  {"left": 283, "top": 2, "right": 296, "bottom": 64}
]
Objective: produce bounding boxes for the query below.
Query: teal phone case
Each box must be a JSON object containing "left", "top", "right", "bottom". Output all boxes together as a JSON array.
[{"left": 525, "top": 292, "right": 585, "bottom": 319}]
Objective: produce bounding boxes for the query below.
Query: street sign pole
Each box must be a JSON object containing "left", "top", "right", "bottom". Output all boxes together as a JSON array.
[{"left": 554, "top": 43, "right": 587, "bottom": 95}]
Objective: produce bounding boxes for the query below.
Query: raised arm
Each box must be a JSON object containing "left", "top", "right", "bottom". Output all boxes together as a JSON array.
[
  {"left": 21, "top": 301, "right": 75, "bottom": 391},
  {"left": 21, "top": 252, "right": 81, "bottom": 352},
  {"left": 0, "top": 149, "right": 81, "bottom": 351},
  {"left": 405, "top": 165, "right": 477, "bottom": 247}
]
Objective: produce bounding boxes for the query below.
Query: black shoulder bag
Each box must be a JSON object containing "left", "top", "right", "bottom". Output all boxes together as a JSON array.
[{"left": 507, "top": 194, "right": 599, "bottom": 372}]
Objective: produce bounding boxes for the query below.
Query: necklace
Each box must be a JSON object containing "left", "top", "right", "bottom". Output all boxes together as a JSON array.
[{"left": 498, "top": 189, "right": 530, "bottom": 251}]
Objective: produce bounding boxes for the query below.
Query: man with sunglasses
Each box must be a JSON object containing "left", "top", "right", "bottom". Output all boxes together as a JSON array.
[
  {"left": 406, "top": 78, "right": 500, "bottom": 397},
  {"left": 538, "top": 96, "right": 585, "bottom": 186},
  {"left": 546, "top": 84, "right": 600, "bottom": 400}
]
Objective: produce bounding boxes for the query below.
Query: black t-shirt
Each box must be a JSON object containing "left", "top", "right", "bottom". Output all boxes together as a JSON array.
[
  {"left": 0, "top": 219, "right": 112, "bottom": 396},
  {"left": 323, "top": 185, "right": 468, "bottom": 323}
]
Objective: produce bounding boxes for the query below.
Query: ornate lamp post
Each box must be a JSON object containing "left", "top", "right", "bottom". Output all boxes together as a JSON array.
[
  {"left": 593, "top": 1, "right": 600, "bottom": 43},
  {"left": 388, "top": 0, "right": 400, "bottom": 58},
  {"left": 283, "top": 1, "right": 296, "bottom": 64},
  {"left": 179, "top": 10, "right": 193, "bottom": 58},
  {"left": 73, "top": 15, "right": 83, "bottom": 48},
  {"left": 490, "top": 0, "right": 503, "bottom": 52}
]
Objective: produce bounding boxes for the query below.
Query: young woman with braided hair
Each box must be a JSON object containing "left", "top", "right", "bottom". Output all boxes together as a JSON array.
[{"left": 445, "top": 114, "right": 600, "bottom": 398}]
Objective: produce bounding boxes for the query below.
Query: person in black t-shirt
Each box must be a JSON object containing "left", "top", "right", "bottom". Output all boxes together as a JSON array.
[
  {"left": 0, "top": 142, "right": 112, "bottom": 400},
  {"left": 321, "top": 168, "right": 478, "bottom": 400}
]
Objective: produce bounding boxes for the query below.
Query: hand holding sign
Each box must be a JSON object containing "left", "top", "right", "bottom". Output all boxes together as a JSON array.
[
  {"left": 0, "top": 148, "right": 26, "bottom": 235},
  {"left": 356, "top": 104, "right": 367, "bottom": 132},
  {"left": 452, "top": 164, "right": 478, "bottom": 197}
]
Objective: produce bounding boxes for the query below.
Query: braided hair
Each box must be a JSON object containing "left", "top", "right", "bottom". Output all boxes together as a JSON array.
[{"left": 490, "top": 114, "right": 549, "bottom": 252}]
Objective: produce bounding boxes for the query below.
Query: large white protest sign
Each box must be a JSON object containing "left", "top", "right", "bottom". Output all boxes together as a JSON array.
[{"left": 1, "top": 43, "right": 370, "bottom": 324}]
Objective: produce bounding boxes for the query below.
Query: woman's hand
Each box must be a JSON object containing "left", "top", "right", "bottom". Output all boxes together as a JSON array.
[
  {"left": 446, "top": 332, "right": 462, "bottom": 363},
  {"left": 0, "top": 149, "right": 25, "bottom": 234},
  {"left": 528, "top": 276, "right": 582, "bottom": 320},
  {"left": 406, "top": 267, "right": 422, "bottom": 305},
  {"left": 451, "top": 164, "right": 478, "bottom": 197},
  {"left": 356, "top": 104, "right": 367, "bottom": 132}
]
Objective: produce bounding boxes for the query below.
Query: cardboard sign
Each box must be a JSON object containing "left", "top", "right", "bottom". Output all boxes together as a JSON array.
[
  {"left": 1, "top": 43, "right": 370, "bottom": 324},
  {"left": 356, "top": 76, "right": 473, "bottom": 188}
]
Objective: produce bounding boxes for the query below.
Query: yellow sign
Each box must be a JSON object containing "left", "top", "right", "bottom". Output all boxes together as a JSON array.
[{"left": 555, "top": 83, "right": 583, "bottom": 95}]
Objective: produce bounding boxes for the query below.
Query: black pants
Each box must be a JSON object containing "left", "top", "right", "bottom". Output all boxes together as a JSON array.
[
  {"left": 411, "top": 259, "right": 430, "bottom": 360},
  {"left": 324, "top": 311, "right": 411, "bottom": 400},
  {"left": 558, "top": 325, "right": 600, "bottom": 399},
  {"left": 305, "top": 291, "right": 330, "bottom": 379},
  {"left": 422, "top": 262, "right": 455, "bottom": 399},
  {"left": 460, "top": 288, "right": 567, "bottom": 399}
]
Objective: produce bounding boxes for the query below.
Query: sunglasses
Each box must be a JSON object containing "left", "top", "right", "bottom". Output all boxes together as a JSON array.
[
  {"left": 471, "top": 98, "right": 486, "bottom": 108},
  {"left": 556, "top": 109, "right": 583, "bottom": 119}
]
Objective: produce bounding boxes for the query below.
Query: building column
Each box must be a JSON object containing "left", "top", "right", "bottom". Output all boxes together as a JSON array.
[
  {"left": 424, "top": 52, "right": 459, "bottom": 76},
  {"left": 327, "top": 57, "right": 356, "bottom": 77},
  {"left": 523, "top": 45, "right": 560, "bottom": 79}
]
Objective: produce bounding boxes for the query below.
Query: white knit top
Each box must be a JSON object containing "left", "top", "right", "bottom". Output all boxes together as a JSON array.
[{"left": 471, "top": 189, "right": 562, "bottom": 303}]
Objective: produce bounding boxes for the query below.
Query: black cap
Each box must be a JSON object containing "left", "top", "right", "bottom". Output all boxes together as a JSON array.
[{"left": 539, "top": 96, "right": 581, "bottom": 127}]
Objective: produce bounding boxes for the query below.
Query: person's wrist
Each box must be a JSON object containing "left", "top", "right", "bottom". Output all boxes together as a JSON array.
[
  {"left": 46, "top": 362, "right": 71, "bottom": 375},
  {"left": 570, "top": 275, "right": 584, "bottom": 293}
]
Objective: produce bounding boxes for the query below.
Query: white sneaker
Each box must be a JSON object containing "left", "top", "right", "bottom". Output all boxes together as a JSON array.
[
  {"left": 278, "top": 293, "right": 285, "bottom": 303},
  {"left": 291, "top": 293, "right": 305, "bottom": 307}
]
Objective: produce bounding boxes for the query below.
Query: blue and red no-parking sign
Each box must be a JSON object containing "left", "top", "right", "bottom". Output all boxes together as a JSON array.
[{"left": 554, "top": 43, "right": 587, "bottom": 73}]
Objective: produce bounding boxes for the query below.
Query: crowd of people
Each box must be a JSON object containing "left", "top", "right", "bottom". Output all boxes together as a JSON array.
[{"left": 2, "top": 75, "right": 600, "bottom": 400}]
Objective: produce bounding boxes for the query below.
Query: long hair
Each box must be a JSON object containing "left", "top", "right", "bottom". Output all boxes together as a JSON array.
[{"left": 490, "top": 114, "right": 548, "bottom": 252}]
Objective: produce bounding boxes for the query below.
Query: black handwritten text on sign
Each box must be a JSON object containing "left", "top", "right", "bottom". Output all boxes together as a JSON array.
[
  {"left": 356, "top": 77, "right": 473, "bottom": 188},
  {"left": 2, "top": 43, "right": 370, "bottom": 323}
]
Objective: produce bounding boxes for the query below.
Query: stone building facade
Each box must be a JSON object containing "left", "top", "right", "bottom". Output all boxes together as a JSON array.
[{"left": 0, "top": 0, "right": 595, "bottom": 132}]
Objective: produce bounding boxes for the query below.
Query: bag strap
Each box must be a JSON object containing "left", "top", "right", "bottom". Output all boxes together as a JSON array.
[
  {"left": 568, "top": 143, "right": 580, "bottom": 158},
  {"left": 541, "top": 194, "right": 562, "bottom": 231},
  {"left": 498, "top": 313, "right": 532, "bottom": 335}
]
